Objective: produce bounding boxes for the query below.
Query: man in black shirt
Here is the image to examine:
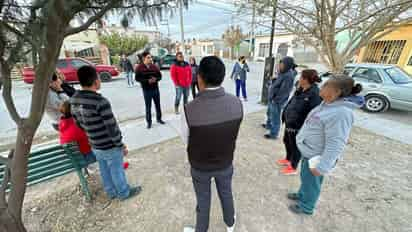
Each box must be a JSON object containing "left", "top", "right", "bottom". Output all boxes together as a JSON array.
[{"left": 135, "top": 51, "right": 165, "bottom": 129}]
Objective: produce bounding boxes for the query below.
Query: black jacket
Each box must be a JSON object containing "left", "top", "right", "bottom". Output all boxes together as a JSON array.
[
  {"left": 268, "top": 56, "right": 297, "bottom": 104},
  {"left": 282, "top": 84, "right": 322, "bottom": 130},
  {"left": 185, "top": 88, "right": 243, "bottom": 171}
]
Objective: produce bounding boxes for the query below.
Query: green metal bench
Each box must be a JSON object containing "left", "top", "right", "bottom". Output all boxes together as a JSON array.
[{"left": 0, "top": 143, "right": 95, "bottom": 201}]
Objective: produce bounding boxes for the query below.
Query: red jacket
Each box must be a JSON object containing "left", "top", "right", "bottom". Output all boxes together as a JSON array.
[
  {"left": 59, "top": 117, "right": 92, "bottom": 155},
  {"left": 170, "top": 62, "right": 192, "bottom": 88}
]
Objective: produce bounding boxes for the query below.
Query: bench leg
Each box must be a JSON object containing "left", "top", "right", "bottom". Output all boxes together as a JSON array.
[{"left": 74, "top": 168, "right": 92, "bottom": 201}]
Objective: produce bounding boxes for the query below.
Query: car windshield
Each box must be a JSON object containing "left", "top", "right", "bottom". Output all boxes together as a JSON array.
[{"left": 384, "top": 67, "right": 412, "bottom": 84}]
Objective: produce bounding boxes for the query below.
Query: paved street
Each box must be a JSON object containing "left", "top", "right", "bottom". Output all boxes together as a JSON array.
[{"left": 1, "top": 61, "right": 412, "bottom": 147}]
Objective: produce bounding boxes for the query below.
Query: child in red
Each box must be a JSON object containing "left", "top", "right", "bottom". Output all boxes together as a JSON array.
[
  {"left": 59, "top": 101, "right": 96, "bottom": 164},
  {"left": 59, "top": 101, "right": 129, "bottom": 168}
]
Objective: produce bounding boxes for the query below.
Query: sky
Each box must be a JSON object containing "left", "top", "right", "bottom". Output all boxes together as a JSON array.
[{"left": 108, "top": 0, "right": 270, "bottom": 41}]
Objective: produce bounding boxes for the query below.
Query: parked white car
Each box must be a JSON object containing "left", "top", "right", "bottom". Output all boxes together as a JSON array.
[{"left": 320, "top": 63, "right": 412, "bottom": 113}]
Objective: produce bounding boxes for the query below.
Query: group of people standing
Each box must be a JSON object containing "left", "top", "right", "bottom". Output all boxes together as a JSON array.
[
  {"left": 45, "top": 52, "right": 364, "bottom": 232},
  {"left": 259, "top": 56, "right": 364, "bottom": 216},
  {"left": 121, "top": 51, "right": 201, "bottom": 128}
]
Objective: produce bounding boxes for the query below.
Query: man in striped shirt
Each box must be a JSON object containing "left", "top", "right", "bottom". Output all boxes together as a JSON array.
[{"left": 70, "top": 66, "right": 141, "bottom": 200}]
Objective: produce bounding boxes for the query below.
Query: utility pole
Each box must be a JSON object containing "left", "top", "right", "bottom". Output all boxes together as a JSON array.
[
  {"left": 179, "top": 0, "right": 185, "bottom": 55},
  {"left": 249, "top": 1, "right": 256, "bottom": 58},
  {"left": 261, "top": 0, "right": 278, "bottom": 104}
]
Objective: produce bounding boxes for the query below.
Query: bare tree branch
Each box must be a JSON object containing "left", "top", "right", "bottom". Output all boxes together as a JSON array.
[
  {"left": 249, "top": 0, "right": 412, "bottom": 71},
  {"left": 65, "top": 1, "right": 120, "bottom": 36},
  {"left": 65, "top": 0, "right": 174, "bottom": 36}
]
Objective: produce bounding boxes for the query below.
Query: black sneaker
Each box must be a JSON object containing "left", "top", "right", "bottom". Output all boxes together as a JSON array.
[
  {"left": 120, "top": 186, "right": 142, "bottom": 201},
  {"left": 147, "top": 123, "right": 152, "bottom": 129},
  {"left": 289, "top": 204, "right": 312, "bottom": 215},
  {"left": 287, "top": 193, "right": 300, "bottom": 201},
  {"left": 157, "top": 120, "right": 166, "bottom": 125},
  {"left": 261, "top": 124, "right": 268, "bottom": 129},
  {"left": 264, "top": 134, "right": 277, "bottom": 140}
]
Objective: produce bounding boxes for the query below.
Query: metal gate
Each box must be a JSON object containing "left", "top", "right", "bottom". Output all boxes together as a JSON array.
[{"left": 362, "top": 40, "right": 406, "bottom": 64}]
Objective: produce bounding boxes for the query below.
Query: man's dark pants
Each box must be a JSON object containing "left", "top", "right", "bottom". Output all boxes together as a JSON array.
[
  {"left": 143, "top": 88, "right": 162, "bottom": 124},
  {"left": 191, "top": 165, "right": 235, "bottom": 232}
]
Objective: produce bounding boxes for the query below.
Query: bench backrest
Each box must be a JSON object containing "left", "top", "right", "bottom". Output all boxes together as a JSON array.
[{"left": 0, "top": 143, "right": 86, "bottom": 190}]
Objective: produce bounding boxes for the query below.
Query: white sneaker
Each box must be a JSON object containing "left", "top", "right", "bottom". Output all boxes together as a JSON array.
[
  {"left": 227, "top": 215, "right": 236, "bottom": 232},
  {"left": 183, "top": 226, "right": 195, "bottom": 232}
]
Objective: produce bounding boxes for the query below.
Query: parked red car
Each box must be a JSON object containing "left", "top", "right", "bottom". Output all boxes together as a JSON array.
[{"left": 23, "top": 57, "right": 120, "bottom": 84}]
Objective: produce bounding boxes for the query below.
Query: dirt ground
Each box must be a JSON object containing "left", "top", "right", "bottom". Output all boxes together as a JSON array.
[{"left": 22, "top": 111, "right": 412, "bottom": 232}]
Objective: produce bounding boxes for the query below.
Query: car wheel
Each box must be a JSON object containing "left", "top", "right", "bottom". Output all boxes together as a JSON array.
[
  {"left": 100, "top": 72, "right": 112, "bottom": 82},
  {"left": 363, "top": 95, "right": 389, "bottom": 113}
]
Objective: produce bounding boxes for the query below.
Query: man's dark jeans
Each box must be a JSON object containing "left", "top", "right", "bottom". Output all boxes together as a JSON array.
[
  {"left": 191, "top": 165, "right": 235, "bottom": 232},
  {"left": 143, "top": 88, "right": 162, "bottom": 124}
]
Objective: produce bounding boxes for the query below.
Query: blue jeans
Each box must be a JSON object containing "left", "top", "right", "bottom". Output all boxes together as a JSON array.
[
  {"left": 191, "top": 165, "right": 235, "bottom": 232},
  {"left": 235, "top": 79, "right": 247, "bottom": 99},
  {"left": 125, "top": 71, "right": 134, "bottom": 86},
  {"left": 175, "top": 86, "right": 190, "bottom": 107},
  {"left": 297, "top": 158, "right": 324, "bottom": 214},
  {"left": 93, "top": 147, "right": 130, "bottom": 199},
  {"left": 266, "top": 102, "right": 282, "bottom": 137}
]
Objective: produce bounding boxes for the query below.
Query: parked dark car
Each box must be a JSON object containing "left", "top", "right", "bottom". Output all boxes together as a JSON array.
[{"left": 153, "top": 54, "right": 176, "bottom": 69}]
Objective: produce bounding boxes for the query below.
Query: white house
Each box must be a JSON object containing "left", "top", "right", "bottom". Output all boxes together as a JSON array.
[
  {"left": 253, "top": 33, "right": 320, "bottom": 63},
  {"left": 191, "top": 40, "right": 216, "bottom": 57},
  {"left": 102, "top": 25, "right": 161, "bottom": 42}
]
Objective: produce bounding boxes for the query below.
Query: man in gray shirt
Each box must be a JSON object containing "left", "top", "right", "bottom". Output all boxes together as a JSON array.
[{"left": 182, "top": 56, "right": 243, "bottom": 232}]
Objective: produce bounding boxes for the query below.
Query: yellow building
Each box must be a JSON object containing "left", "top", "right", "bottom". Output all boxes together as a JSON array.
[{"left": 358, "top": 24, "right": 412, "bottom": 75}]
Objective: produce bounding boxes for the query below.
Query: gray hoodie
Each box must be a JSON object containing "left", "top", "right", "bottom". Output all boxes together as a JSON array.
[{"left": 296, "top": 95, "right": 365, "bottom": 175}]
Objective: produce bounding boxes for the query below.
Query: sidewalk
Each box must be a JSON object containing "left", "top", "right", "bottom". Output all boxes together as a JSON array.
[{"left": 122, "top": 95, "right": 265, "bottom": 151}]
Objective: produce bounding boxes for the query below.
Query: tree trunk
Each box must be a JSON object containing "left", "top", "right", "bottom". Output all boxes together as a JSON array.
[
  {"left": 0, "top": 15, "right": 65, "bottom": 232},
  {"left": 0, "top": 209, "right": 26, "bottom": 232},
  {"left": 0, "top": 126, "right": 34, "bottom": 232}
]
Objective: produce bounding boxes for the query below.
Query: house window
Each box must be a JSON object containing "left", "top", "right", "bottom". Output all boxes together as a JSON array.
[
  {"left": 206, "top": 45, "right": 214, "bottom": 54},
  {"left": 75, "top": 47, "right": 95, "bottom": 58},
  {"left": 363, "top": 40, "right": 406, "bottom": 64},
  {"left": 259, "top": 43, "right": 270, "bottom": 57}
]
